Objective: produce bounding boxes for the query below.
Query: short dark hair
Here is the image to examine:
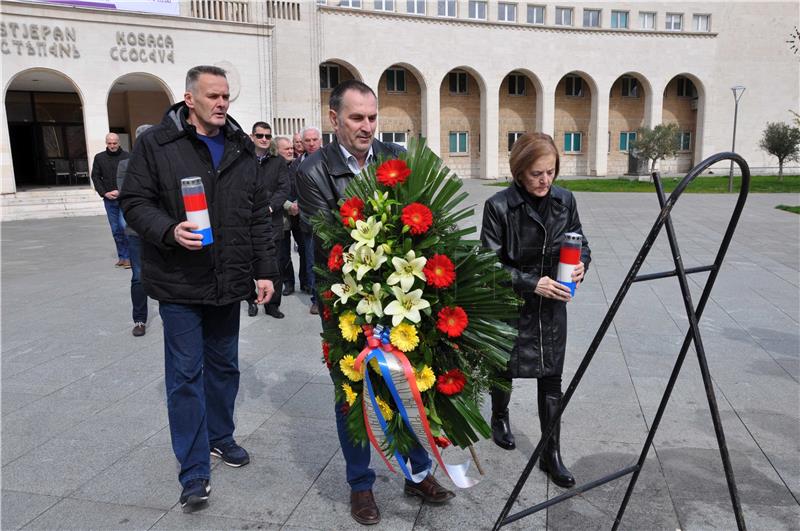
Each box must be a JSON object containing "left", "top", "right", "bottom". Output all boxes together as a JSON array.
[
  {"left": 185, "top": 65, "right": 227, "bottom": 92},
  {"left": 509, "top": 133, "right": 560, "bottom": 184},
  {"left": 329, "top": 80, "right": 376, "bottom": 113},
  {"left": 252, "top": 121, "right": 271, "bottom": 133}
]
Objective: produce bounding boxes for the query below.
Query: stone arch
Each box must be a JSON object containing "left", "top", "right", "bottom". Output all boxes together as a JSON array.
[
  {"left": 662, "top": 73, "right": 705, "bottom": 172},
  {"left": 607, "top": 71, "right": 651, "bottom": 175},
  {"left": 376, "top": 63, "right": 425, "bottom": 147},
  {"left": 554, "top": 70, "right": 596, "bottom": 175},
  {"left": 106, "top": 72, "right": 174, "bottom": 149},
  {"left": 319, "top": 59, "right": 364, "bottom": 143},
  {"left": 439, "top": 66, "right": 485, "bottom": 178},
  {"left": 498, "top": 68, "right": 542, "bottom": 177}
]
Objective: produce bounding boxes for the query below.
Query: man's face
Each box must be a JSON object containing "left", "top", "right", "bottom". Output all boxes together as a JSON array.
[
  {"left": 331, "top": 89, "right": 377, "bottom": 157},
  {"left": 293, "top": 133, "right": 304, "bottom": 155},
  {"left": 185, "top": 73, "right": 230, "bottom": 134},
  {"left": 302, "top": 130, "right": 321, "bottom": 155},
  {"left": 251, "top": 126, "right": 272, "bottom": 152},
  {"left": 106, "top": 134, "right": 120, "bottom": 152},
  {"left": 276, "top": 139, "right": 294, "bottom": 161}
]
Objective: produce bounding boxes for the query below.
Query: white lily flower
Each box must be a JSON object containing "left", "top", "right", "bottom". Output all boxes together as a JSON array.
[
  {"left": 351, "top": 217, "right": 382, "bottom": 250},
  {"left": 330, "top": 274, "right": 362, "bottom": 306},
  {"left": 387, "top": 250, "right": 427, "bottom": 292},
  {"left": 383, "top": 287, "right": 431, "bottom": 326},
  {"left": 341, "top": 243, "right": 359, "bottom": 276},
  {"left": 356, "top": 283, "right": 386, "bottom": 323},
  {"left": 352, "top": 245, "right": 388, "bottom": 281}
]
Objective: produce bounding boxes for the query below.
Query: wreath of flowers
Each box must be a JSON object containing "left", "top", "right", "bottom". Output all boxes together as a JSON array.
[{"left": 312, "top": 139, "right": 518, "bottom": 454}]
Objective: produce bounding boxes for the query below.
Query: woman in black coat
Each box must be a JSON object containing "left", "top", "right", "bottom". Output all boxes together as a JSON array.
[{"left": 480, "top": 133, "right": 591, "bottom": 488}]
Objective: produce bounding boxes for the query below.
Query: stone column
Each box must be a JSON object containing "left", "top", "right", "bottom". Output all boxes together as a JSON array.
[
  {"left": 0, "top": 117, "right": 15, "bottom": 194},
  {"left": 83, "top": 99, "right": 112, "bottom": 191},
  {"left": 481, "top": 78, "right": 500, "bottom": 179},
  {"left": 591, "top": 82, "right": 609, "bottom": 176},
  {"left": 537, "top": 79, "right": 556, "bottom": 136},
  {"left": 645, "top": 83, "right": 664, "bottom": 128},
  {"left": 422, "top": 76, "right": 441, "bottom": 155}
]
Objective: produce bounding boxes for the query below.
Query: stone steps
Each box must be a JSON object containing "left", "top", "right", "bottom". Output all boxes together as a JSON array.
[{"left": 1, "top": 188, "right": 105, "bottom": 221}]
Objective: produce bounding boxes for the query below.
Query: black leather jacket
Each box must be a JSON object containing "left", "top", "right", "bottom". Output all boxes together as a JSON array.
[
  {"left": 480, "top": 184, "right": 591, "bottom": 378},
  {"left": 295, "top": 137, "right": 403, "bottom": 266}
]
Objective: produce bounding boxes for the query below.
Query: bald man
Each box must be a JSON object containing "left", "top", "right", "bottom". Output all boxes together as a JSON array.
[{"left": 92, "top": 132, "right": 131, "bottom": 267}]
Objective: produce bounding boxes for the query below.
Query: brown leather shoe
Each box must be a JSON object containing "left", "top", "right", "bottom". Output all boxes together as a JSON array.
[
  {"left": 350, "top": 489, "right": 380, "bottom": 525},
  {"left": 404, "top": 475, "right": 455, "bottom": 504},
  {"left": 309, "top": 303, "right": 319, "bottom": 315}
]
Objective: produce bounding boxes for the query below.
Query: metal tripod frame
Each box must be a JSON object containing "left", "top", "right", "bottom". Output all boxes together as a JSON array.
[{"left": 493, "top": 152, "right": 751, "bottom": 531}]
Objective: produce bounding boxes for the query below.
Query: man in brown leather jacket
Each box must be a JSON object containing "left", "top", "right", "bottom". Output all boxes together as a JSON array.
[{"left": 295, "top": 80, "right": 455, "bottom": 526}]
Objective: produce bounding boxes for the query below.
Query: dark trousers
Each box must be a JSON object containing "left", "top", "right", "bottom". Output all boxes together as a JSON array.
[
  {"left": 127, "top": 235, "right": 148, "bottom": 323},
  {"left": 159, "top": 302, "right": 240, "bottom": 487},
  {"left": 246, "top": 238, "right": 282, "bottom": 309},
  {"left": 103, "top": 197, "right": 129, "bottom": 260},
  {"left": 280, "top": 215, "right": 308, "bottom": 290},
  {"left": 304, "top": 231, "right": 316, "bottom": 304}
]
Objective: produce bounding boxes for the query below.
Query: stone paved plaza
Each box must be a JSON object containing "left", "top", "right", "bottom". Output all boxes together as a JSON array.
[{"left": 2, "top": 180, "right": 799, "bottom": 530}]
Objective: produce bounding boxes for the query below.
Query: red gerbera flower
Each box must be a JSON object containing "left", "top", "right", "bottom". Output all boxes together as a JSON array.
[
  {"left": 340, "top": 197, "right": 365, "bottom": 226},
  {"left": 436, "top": 368, "right": 466, "bottom": 395},
  {"left": 401, "top": 203, "right": 433, "bottom": 235},
  {"left": 437, "top": 306, "right": 468, "bottom": 337},
  {"left": 423, "top": 254, "right": 456, "bottom": 289},
  {"left": 434, "top": 436, "right": 452, "bottom": 448},
  {"left": 322, "top": 290, "right": 335, "bottom": 301},
  {"left": 328, "top": 244, "right": 344, "bottom": 271},
  {"left": 322, "top": 341, "right": 331, "bottom": 369},
  {"left": 322, "top": 305, "right": 332, "bottom": 321},
  {"left": 376, "top": 159, "right": 411, "bottom": 187}
]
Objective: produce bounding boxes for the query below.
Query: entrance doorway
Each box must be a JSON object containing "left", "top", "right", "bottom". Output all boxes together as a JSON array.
[{"left": 107, "top": 73, "right": 172, "bottom": 150}]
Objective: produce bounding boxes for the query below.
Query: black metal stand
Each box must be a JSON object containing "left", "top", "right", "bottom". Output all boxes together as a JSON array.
[{"left": 493, "top": 152, "right": 750, "bottom": 531}]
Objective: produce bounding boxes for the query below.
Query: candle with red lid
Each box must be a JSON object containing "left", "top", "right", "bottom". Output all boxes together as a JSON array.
[
  {"left": 181, "top": 177, "right": 214, "bottom": 246},
  {"left": 556, "top": 232, "right": 582, "bottom": 297}
]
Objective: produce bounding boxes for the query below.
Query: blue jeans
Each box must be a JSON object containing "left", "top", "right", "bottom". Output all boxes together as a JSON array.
[
  {"left": 103, "top": 197, "right": 129, "bottom": 260},
  {"left": 127, "top": 235, "right": 147, "bottom": 323},
  {"left": 159, "top": 302, "right": 240, "bottom": 487},
  {"left": 304, "top": 232, "right": 316, "bottom": 304}
]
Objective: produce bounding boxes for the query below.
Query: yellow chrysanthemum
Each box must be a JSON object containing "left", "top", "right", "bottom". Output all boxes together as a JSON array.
[
  {"left": 369, "top": 357, "right": 381, "bottom": 375},
  {"left": 390, "top": 322, "right": 419, "bottom": 352},
  {"left": 342, "top": 382, "right": 357, "bottom": 406},
  {"left": 375, "top": 396, "right": 394, "bottom": 421},
  {"left": 339, "top": 354, "right": 363, "bottom": 382},
  {"left": 414, "top": 365, "right": 436, "bottom": 392},
  {"left": 339, "top": 312, "right": 360, "bottom": 342}
]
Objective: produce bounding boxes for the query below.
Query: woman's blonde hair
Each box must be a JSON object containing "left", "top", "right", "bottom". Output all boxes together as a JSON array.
[{"left": 509, "top": 133, "right": 560, "bottom": 184}]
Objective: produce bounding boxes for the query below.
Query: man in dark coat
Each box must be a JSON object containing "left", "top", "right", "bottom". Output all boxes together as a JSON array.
[
  {"left": 296, "top": 80, "right": 455, "bottom": 526},
  {"left": 91, "top": 132, "right": 130, "bottom": 267},
  {"left": 120, "top": 65, "right": 277, "bottom": 511}
]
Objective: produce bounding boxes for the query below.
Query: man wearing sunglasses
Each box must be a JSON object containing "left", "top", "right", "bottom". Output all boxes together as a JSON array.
[{"left": 246, "top": 122, "right": 290, "bottom": 318}]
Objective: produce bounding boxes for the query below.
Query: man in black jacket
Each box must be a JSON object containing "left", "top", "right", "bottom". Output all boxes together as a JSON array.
[
  {"left": 120, "top": 65, "right": 276, "bottom": 511},
  {"left": 296, "top": 80, "right": 455, "bottom": 526},
  {"left": 245, "top": 121, "right": 289, "bottom": 318},
  {"left": 91, "top": 133, "right": 130, "bottom": 268}
]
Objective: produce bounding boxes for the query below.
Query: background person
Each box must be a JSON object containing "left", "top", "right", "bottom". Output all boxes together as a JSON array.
[
  {"left": 92, "top": 132, "right": 130, "bottom": 268},
  {"left": 480, "top": 132, "right": 591, "bottom": 489}
]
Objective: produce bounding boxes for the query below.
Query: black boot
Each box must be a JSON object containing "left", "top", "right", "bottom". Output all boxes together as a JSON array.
[
  {"left": 537, "top": 391, "right": 575, "bottom": 488},
  {"left": 490, "top": 387, "right": 516, "bottom": 450}
]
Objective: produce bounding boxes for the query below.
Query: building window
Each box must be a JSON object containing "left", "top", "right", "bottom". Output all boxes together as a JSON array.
[
  {"left": 438, "top": 0, "right": 456, "bottom": 17},
  {"left": 498, "top": 2, "right": 516, "bottom": 22},
  {"left": 610, "top": 10, "right": 628, "bottom": 29},
  {"left": 320, "top": 64, "right": 340, "bottom": 90},
  {"left": 386, "top": 68, "right": 406, "bottom": 92},
  {"left": 666, "top": 13, "right": 683, "bottom": 31},
  {"left": 619, "top": 131, "right": 637, "bottom": 151},
  {"left": 583, "top": 9, "right": 600, "bottom": 28},
  {"left": 373, "top": 0, "right": 394, "bottom": 11},
  {"left": 382, "top": 131, "right": 407, "bottom": 148},
  {"left": 565, "top": 75, "right": 583, "bottom": 97},
  {"left": 508, "top": 73, "right": 526, "bottom": 95},
  {"left": 677, "top": 131, "right": 692, "bottom": 151},
  {"left": 322, "top": 132, "right": 334, "bottom": 145},
  {"left": 527, "top": 4, "right": 544, "bottom": 24},
  {"left": 621, "top": 76, "right": 639, "bottom": 97},
  {"left": 449, "top": 132, "right": 469, "bottom": 153},
  {"left": 339, "top": 0, "right": 361, "bottom": 7},
  {"left": 468, "top": 0, "right": 486, "bottom": 20},
  {"left": 508, "top": 132, "right": 525, "bottom": 151},
  {"left": 555, "top": 7, "right": 573, "bottom": 26},
  {"left": 677, "top": 77, "right": 697, "bottom": 98},
  {"left": 449, "top": 71, "right": 468, "bottom": 94},
  {"left": 564, "top": 132, "right": 582, "bottom": 153},
  {"left": 693, "top": 14, "right": 710, "bottom": 32},
  {"left": 639, "top": 11, "right": 655, "bottom": 29},
  {"left": 406, "top": 0, "right": 425, "bottom": 14}
]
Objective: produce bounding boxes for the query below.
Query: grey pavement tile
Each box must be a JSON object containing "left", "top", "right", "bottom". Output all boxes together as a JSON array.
[
  {"left": 1, "top": 434, "right": 48, "bottom": 466},
  {"left": 245, "top": 412, "right": 340, "bottom": 473},
  {"left": 1, "top": 392, "right": 45, "bottom": 416},
  {"left": 72, "top": 444, "right": 181, "bottom": 510},
  {"left": 277, "top": 382, "right": 337, "bottom": 421},
  {"left": 2, "top": 437, "right": 132, "bottom": 497},
  {"left": 21, "top": 498, "right": 165, "bottom": 530},
  {"left": 152, "top": 510, "right": 280, "bottom": 530},
  {"left": 0, "top": 490, "right": 60, "bottom": 530},
  {"left": 2, "top": 396, "right": 105, "bottom": 441},
  {"left": 675, "top": 499, "right": 800, "bottom": 531}
]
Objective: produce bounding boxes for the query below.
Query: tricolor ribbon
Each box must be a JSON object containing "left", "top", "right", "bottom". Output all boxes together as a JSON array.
[{"left": 354, "top": 325, "right": 479, "bottom": 488}]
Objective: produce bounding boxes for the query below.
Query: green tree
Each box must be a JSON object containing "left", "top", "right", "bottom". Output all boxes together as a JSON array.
[
  {"left": 630, "top": 123, "right": 681, "bottom": 175},
  {"left": 759, "top": 122, "right": 800, "bottom": 179}
]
